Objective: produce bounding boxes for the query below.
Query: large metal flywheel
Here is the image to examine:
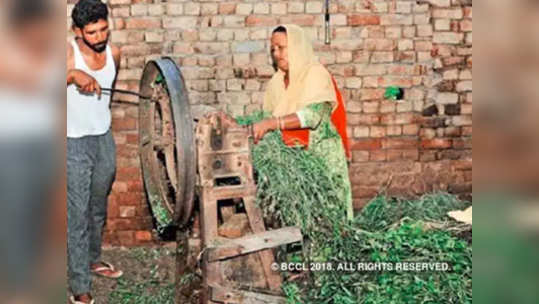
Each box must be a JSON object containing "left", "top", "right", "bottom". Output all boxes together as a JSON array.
[{"left": 139, "top": 58, "right": 196, "bottom": 228}]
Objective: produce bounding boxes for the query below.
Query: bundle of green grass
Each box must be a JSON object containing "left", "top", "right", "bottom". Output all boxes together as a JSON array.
[{"left": 237, "top": 112, "right": 472, "bottom": 304}]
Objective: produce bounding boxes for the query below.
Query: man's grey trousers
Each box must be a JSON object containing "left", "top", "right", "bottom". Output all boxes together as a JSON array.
[{"left": 67, "top": 130, "right": 115, "bottom": 295}]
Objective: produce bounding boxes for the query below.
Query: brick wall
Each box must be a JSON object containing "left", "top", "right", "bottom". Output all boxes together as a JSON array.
[{"left": 67, "top": 0, "right": 472, "bottom": 246}]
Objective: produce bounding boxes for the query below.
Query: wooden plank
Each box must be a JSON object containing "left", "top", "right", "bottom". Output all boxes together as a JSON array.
[
  {"left": 200, "top": 188, "right": 221, "bottom": 304},
  {"left": 211, "top": 185, "right": 257, "bottom": 200},
  {"left": 243, "top": 196, "right": 283, "bottom": 291},
  {"left": 210, "top": 286, "right": 286, "bottom": 304},
  {"left": 207, "top": 227, "right": 302, "bottom": 262}
]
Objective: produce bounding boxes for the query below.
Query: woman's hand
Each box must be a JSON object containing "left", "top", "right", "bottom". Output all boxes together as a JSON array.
[
  {"left": 252, "top": 118, "right": 278, "bottom": 144},
  {"left": 219, "top": 112, "right": 239, "bottom": 128}
]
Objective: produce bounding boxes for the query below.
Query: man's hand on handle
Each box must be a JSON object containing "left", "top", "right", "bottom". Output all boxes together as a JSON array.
[{"left": 67, "top": 69, "right": 101, "bottom": 98}]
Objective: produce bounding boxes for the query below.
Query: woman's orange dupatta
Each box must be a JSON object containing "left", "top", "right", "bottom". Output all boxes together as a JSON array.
[{"left": 281, "top": 77, "right": 351, "bottom": 160}]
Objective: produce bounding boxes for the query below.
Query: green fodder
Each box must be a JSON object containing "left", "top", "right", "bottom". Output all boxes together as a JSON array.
[
  {"left": 354, "top": 193, "right": 469, "bottom": 232},
  {"left": 236, "top": 112, "right": 472, "bottom": 304}
]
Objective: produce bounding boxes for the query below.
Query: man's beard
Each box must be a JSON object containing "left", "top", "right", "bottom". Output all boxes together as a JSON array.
[{"left": 82, "top": 36, "right": 108, "bottom": 53}]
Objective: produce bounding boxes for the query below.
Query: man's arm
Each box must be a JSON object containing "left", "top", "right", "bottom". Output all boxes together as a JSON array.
[
  {"left": 66, "top": 42, "right": 78, "bottom": 85},
  {"left": 67, "top": 42, "right": 101, "bottom": 96}
]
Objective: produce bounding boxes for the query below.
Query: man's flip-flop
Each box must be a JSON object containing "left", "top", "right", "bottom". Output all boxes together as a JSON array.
[
  {"left": 69, "top": 296, "right": 95, "bottom": 304},
  {"left": 91, "top": 261, "right": 123, "bottom": 279}
]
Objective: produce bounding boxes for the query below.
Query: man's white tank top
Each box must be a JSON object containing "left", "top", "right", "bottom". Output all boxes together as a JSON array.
[{"left": 67, "top": 39, "right": 116, "bottom": 138}]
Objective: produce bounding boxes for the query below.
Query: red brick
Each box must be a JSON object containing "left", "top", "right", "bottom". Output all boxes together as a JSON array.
[
  {"left": 218, "top": 2, "right": 236, "bottom": 14},
  {"left": 102, "top": 232, "right": 116, "bottom": 245},
  {"left": 450, "top": 20, "right": 460, "bottom": 32},
  {"left": 126, "top": 133, "right": 139, "bottom": 144},
  {"left": 127, "top": 180, "right": 144, "bottom": 192},
  {"left": 386, "top": 125, "right": 402, "bottom": 136},
  {"left": 107, "top": 201, "right": 119, "bottom": 218},
  {"left": 363, "top": 101, "right": 379, "bottom": 113},
  {"left": 378, "top": 76, "right": 414, "bottom": 88},
  {"left": 403, "top": 124, "right": 420, "bottom": 135},
  {"left": 396, "top": 51, "right": 416, "bottom": 62},
  {"left": 370, "top": 150, "right": 387, "bottom": 161},
  {"left": 117, "top": 192, "right": 144, "bottom": 206},
  {"left": 402, "top": 149, "right": 419, "bottom": 160},
  {"left": 442, "top": 56, "right": 465, "bottom": 66},
  {"left": 117, "top": 231, "right": 135, "bottom": 246},
  {"left": 352, "top": 185, "right": 379, "bottom": 198},
  {"left": 138, "top": 216, "right": 155, "bottom": 230},
  {"left": 116, "top": 167, "right": 141, "bottom": 181},
  {"left": 125, "top": 18, "right": 161, "bottom": 29},
  {"left": 453, "top": 138, "right": 472, "bottom": 149},
  {"left": 116, "top": 144, "right": 139, "bottom": 158},
  {"left": 381, "top": 113, "right": 396, "bottom": 125},
  {"left": 112, "top": 181, "right": 128, "bottom": 193},
  {"left": 420, "top": 151, "right": 437, "bottom": 161},
  {"left": 348, "top": 15, "right": 381, "bottom": 26},
  {"left": 350, "top": 138, "right": 382, "bottom": 150},
  {"left": 279, "top": 15, "right": 316, "bottom": 26},
  {"left": 382, "top": 138, "right": 418, "bottom": 149},
  {"left": 464, "top": 170, "right": 472, "bottom": 182},
  {"left": 365, "top": 39, "right": 395, "bottom": 51},
  {"left": 370, "top": 126, "right": 386, "bottom": 138},
  {"left": 463, "top": 7, "right": 472, "bottom": 18},
  {"left": 135, "top": 231, "right": 153, "bottom": 242},
  {"left": 119, "top": 206, "right": 136, "bottom": 218},
  {"left": 110, "top": 0, "right": 131, "bottom": 4},
  {"left": 421, "top": 139, "right": 452, "bottom": 149},
  {"left": 438, "top": 150, "right": 465, "bottom": 160},
  {"left": 460, "top": 20, "right": 472, "bottom": 32},
  {"left": 112, "top": 117, "right": 137, "bottom": 131},
  {"left": 348, "top": 114, "right": 380, "bottom": 125},
  {"left": 136, "top": 206, "right": 151, "bottom": 217},
  {"left": 360, "top": 89, "right": 385, "bottom": 100},
  {"left": 395, "top": 113, "right": 417, "bottom": 124},
  {"left": 113, "top": 19, "right": 126, "bottom": 30},
  {"left": 453, "top": 159, "right": 472, "bottom": 170},
  {"left": 444, "top": 127, "right": 462, "bottom": 137},
  {"left": 107, "top": 218, "right": 135, "bottom": 231},
  {"left": 352, "top": 50, "right": 370, "bottom": 63},
  {"left": 387, "top": 149, "right": 403, "bottom": 161},
  {"left": 352, "top": 151, "right": 369, "bottom": 162},
  {"left": 245, "top": 15, "right": 278, "bottom": 26}
]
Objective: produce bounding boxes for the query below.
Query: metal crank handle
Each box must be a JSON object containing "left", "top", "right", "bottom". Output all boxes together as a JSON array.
[
  {"left": 324, "top": 0, "right": 331, "bottom": 45},
  {"left": 101, "top": 87, "right": 152, "bottom": 99}
]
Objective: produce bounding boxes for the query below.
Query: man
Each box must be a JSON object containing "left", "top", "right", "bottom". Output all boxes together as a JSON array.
[{"left": 67, "top": 0, "right": 122, "bottom": 303}]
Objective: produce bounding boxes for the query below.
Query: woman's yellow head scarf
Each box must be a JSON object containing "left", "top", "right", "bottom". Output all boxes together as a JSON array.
[{"left": 263, "top": 24, "right": 337, "bottom": 117}]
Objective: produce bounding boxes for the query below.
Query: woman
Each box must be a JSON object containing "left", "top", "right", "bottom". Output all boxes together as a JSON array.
[{"left": 251, "top": 24, "right": 354, "bottom": 220}]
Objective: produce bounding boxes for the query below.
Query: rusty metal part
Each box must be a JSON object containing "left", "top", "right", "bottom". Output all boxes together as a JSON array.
[{"left": 139, "top": 58, "right": 196, "bottom": 228}]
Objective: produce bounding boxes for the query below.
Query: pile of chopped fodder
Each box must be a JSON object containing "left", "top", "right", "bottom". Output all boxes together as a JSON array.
[{"left": 236, "top": 112, "right": 472, "bottom": 304}]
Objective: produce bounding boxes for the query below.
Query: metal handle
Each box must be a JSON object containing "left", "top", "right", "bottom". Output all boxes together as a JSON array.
[
  {"left": 324, "top": 0, "right": 331, "bottom": 45},
  {"left": 102, "top": 87, "right": 152, "bottom": 99},
  {"left": 325, "top": 20, "right": 330, "bottom": 45}
]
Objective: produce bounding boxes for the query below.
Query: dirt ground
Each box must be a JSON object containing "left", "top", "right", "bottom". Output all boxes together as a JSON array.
[{"left": 86, "top": 243, "right": 198, "bottom": 304}]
